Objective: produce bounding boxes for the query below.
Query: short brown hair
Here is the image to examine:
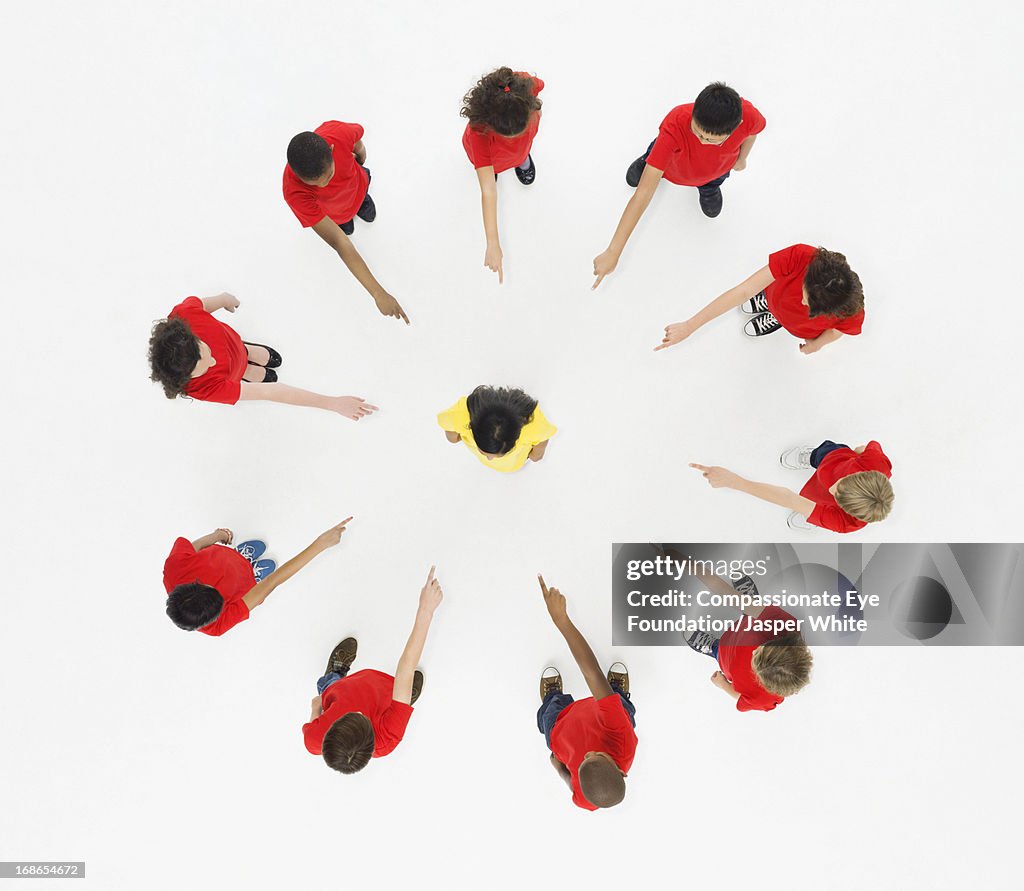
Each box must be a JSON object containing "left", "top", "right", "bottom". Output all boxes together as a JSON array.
[
  {"left": 751, "top": 634, "right": 813, "bottom": 697},
  {"left": 835, "top": 471, "right": 894, "bottom": 523},
  {"left": 803, "top": 248, "right": 863, "bottom": 320},
  {"left": 578, "top": 756, "right": 626, "bottom": 808},
  {"left": 321, "top": 713, "right": 374, "bottom": 774}
]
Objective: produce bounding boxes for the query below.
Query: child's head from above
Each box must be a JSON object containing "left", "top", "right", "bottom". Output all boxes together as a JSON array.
[
  {"left": 578, "top": 751, "right": 626, "bottom": 808},
  {"left": 149, "top": 318, "right": 212, "bottom": 399},
  {"left": 322, "top": 713, "right": 375, "bottom": 774},
  {"left": 802, "top": 248, "right": 864, "bottom": 320},
  {"left": 691, "top": 82, "right": 743, "bottom": 144},
  {"left": 751, "top": 633, "right": 813, "bottom": 697},
  {"left": 166, "top": 582, "right": 224, "bottom": 631},
  {"left": 461, "top": 67, "right": 543, "bottom": 138},
  {"left": 466, "top": 385, "right": 538, "bottom": 458},
  {"left": 834, "top": 471, "right": 893, "bottom": 523},
  {"left": 287, "top": 131, "right": 335, "bottom": 187}
]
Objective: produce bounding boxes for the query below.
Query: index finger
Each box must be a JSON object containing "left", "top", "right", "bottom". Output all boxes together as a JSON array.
[
  {"left": 399, "top": 306, "right": 410, "bottom": 325},
  {"left": 336, "top": 516, "right": 354, "bottom": 528},
  {"left": 426, "top": 565, "right": 436, "bottom": 585},
  {"left": 538, "top": 574, "right": 550, "bottom": 596},
  {"left": 591, "top": 273, "right": 605, "bottom": 290},
  {"left": 498, "top": 264, "right": 504, "bottom": 285},
  {"left": 688, "top": 463, "right": 708, "bottom": 472}
]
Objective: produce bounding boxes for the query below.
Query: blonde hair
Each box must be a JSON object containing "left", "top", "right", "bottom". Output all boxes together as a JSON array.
[
  {"left": 835, "top": 471, "right": 894, "bottom": 523},
  {"left": 751, "top": 634, "right": 813, "bottom": 697}
]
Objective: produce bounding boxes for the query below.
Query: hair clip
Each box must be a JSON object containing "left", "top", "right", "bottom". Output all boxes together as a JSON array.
[{"left": 503, "top": 85, "right": 511, "bottom": 92}]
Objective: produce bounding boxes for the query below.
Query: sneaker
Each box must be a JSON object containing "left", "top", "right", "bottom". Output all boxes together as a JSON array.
[
  {"left": 626, "top": 156, "right": 647, "bottom": 188},
  {"left": 356, "top": 193, "right": 376, "bottom": 223},
  {"left": 684, "top": 629, "right": 719, "bottom": 656},
  {"left": 324, "top": 636, "right": 358, "bottom": 675},
  {"left": 780, "top": 446, "right": 814, "bottom": 470},
  {"left": 741, "top": 291, "right": 770, "bottom": 314},
  {"left": 411, "top": 670, "right": 424, "bottom": 705},
  {"left": 235, "top": 540, "right": 267, "bottom": 562},
  {"left": 787, "top": 512, "right": 816, "bottom": 531},
  {"left": 732, "top": 574, "right": 761, "bottom": 600},
  {"left": 607, "top": 662, "right": 629, "bottom": 696},
  {"left": 252, "top": 558, "right": 277, "bottom": 582},
  {"left": 744, "top": 312, "right": 782, "bottom": 337},
  {"left": 340, "top": 219, "right": 355, "bottom": 236},
  {"left": 699, "top": 186, "right": 723, "bottom": 218},
  {"left": 539, "top": 667, "right": 563, "bottom": 701},
  {"left": 514, "top": 155, "right": 536, "bottom": 185}
]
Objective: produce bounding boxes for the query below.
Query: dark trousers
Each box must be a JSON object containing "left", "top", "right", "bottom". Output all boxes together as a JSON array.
[
  {"left": 810, "top": 440, "right": 850, "bottom": 468},
  {"left": 641, "top": 139, "right": 730, "bottom": 193},
  {"left": 536, "top": 687, "right": 637, "bottom": 750}
]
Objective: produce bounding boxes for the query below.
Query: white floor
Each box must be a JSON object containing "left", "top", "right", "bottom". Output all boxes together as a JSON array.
[{"left": 2, "top": 1, "right": 1022, "bottom": 888}]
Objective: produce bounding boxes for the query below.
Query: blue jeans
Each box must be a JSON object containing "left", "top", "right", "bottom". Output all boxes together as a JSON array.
[
  {"left": 810, "top": 440, "right": 850, "bottom": 468},
  {"left": 641, "top": 139, "right": 730, "bottom": 193},
  {"left": 316, "top": 665, "right": 350, "bottom": 695},
  {"left": 536, "top": 687, "right": 637, "bottom": 750}
]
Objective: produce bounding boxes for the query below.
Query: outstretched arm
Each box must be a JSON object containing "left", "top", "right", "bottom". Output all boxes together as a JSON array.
[
  {"left": 311, "top": 216, "right": 410, "bottom": 324},
  {"left": 539, "top": 575, "right": 613, "bottom": 699},
  {"left": 475, "top": 167, "right": 503, "bottom": 283},
  {"left": 393, "top": 566, "right": 444, "bottom": 704},
  {"left": 241, "top": 518, "right": 351, "bottom": 612},
  {"left": 689, "top": 464, "right": 817, "bottom": 517},
  {"left": 655, "top": 265, "right": 775, "bottom": 351},
  {"left": 239, "top": 382, "right": 377, "bottom": 420},
  {"left": 592, "top": 163, "right": 664, "bottom": 289}
]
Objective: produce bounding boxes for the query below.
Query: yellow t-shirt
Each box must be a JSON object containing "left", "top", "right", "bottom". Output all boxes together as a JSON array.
[{"left": 437, "top": 396, "right": 557, "bottom": 473}]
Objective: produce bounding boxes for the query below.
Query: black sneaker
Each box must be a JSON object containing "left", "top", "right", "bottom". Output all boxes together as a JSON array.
[
  {"left": 733, "top": 574, "right": 761, "bottom": 599},
  {"left": 340, "top": 219, "right": 355, "bottom": 236},
  {"left": 514, "top": 155, "right": 536, "bottom": 185},
  {"left": 684, "top": 629, "right": 719, "bottom": 656},
  {"left": 743, "top": 312, "right": 782, "bottom": 337},
  {"left": 741, "top": 291, "right": 769, "bottom": 314},
  {"left": 324, "top": 637, "right": 358, "bottom": 676},
  {"left": 356, "top": 193, "right": 376, "bottom": 223},
  {"left": 699, "top": 187, "right": 723, "bottom": 218},
  {"left": 626, "top": 156, "right": 647, "bottom": 188},
  {"left": 410, "top": 670, "right": 424, "bottom": 705}
]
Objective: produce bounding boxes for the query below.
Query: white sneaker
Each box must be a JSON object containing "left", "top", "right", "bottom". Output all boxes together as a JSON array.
[
  {"left": 787, "top": 511, "right": 816, "bottom": 531},
  {"left": 779, "top": 446, "right": 814, "bottom": 470},
  {"left": 740, "top": 290, "right": 770, "bottom": 314}
]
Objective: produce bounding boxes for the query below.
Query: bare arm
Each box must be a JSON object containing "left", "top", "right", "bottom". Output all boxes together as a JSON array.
[
  {"left": 310, "top": 216, "right": 409, "bottom": 324},
  {"left": 592, "top": 163, "right": 665, "bottom": 289},
  {"left": 528, "top": 440, "right": 549, "bottom": 462},
  {"left": 190, "top": 528, "right": 232, "bottom": 551},
  {"left": 655, "top": 265, "right": 775, "bottom": 351},
  {"left": 201, "top": 292, "right": 240, "bottom": 314},
  {"left": 238, "top": 382, "right": 376, "bottom": 420},
  {"left": 352, "top": 139, "right": 366, "bottom": 166},
  {"left": 690, "top": 464, "right": 817, "bottom": 517},
  {"left": 539, "top": 575, "right": 614, "bottom": 700},
  {"left": 732, "top": 134, "right": 758, "bottom": 171},
  {"left": 475, "top": 167, "right": 503, "bottom": 283},
  {"left": 241, "top": 518, "right": 351, "bottom": 612},
  {"left": 550, "top": 753, "right": 573, "bottom": 788},
  {"left": 309, "top": 695, "right": 324, "bottom": 721},
  {"left": 712, "top": 671, "right": 742, "bottom": 699},
  {"left": 444, "top": 430, "right": 462, "bottom": 443},
  {"left": 799, "top": 328, "right": 843, "bottom": 354},
  {"left": 393, "top": 566, "right": 444, "bottom": 704}
]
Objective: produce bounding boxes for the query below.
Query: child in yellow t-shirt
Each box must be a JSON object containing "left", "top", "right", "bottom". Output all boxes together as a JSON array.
[{"left": 437, "top": 386, "right": 556, "bottom": 473}]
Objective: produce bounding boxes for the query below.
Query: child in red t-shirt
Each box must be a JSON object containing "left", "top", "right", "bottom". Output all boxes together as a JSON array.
[
  {"left": 460, "top": 67, "right": 544, "bottom": 284},
  {"left": 683, "top": 571, "right": 813, "bottom": 713},
  {"left": 656, "top": 245, "right": 865, "bottom": 353},
  {"left": 303, "top": 566, "right": 443, "bottom": 774},
  {"left": 163, "top": 519, "right": 352, "bottom": 635},
  {"left": 593, "top": 82, "right": 765, "bottom": 289},
  {"left": 537, "top": 576, "right": 638, "bottom": 811},
  {"left": 690, "top": 439, "right": 894, "bottom": 533},
  {"left": 283, "top": 123, "right": 409, "bottom": 324},
  {"left": 148, "top": 292, "right": 377, "bottom": 419}
]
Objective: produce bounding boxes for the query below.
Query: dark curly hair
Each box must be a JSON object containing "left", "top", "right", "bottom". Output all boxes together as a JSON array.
[
  {"left": 692, "top": 82, "right": 743, "bottom": 136},
  {"left": 803, "top": 248, "right": 864, "bottom": 319},
  {"left": 287, "top": 131, "right": 333, "bottom": 181},
  {"left": 461, "top": 67, "right": 542, "bottom": 137},
  {"left": 467, "top": 385, "right": 538, "bottom": 456},
  {"left": 166, "top": 582, "right": 224, "bottom": 631},
  {"left": 149, "top": 317, "right": 200, "bottom": 399}
]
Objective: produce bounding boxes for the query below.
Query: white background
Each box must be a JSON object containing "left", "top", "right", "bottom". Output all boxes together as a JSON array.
[{"left": 2, "top": 1, "right": 1022, "bottom": 888}]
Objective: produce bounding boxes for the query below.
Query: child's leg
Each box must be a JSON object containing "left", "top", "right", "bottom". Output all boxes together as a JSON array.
[
  {"left": 536, "top": 691, "right": 575, "bottom": 749},
  {"left": 697, "top": 172, "right": 730, "bottom": 196},
  {"left": 316, "top": 670, "right": 348, "bottom": 695},
  {"left": 612, "top": 689, "right": 637, "bottom": 728},
  {"left": 809, "top": 440, "right": 851, "bottom": 468}
]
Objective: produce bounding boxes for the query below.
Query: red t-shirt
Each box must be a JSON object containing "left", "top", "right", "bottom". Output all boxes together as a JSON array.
[
  {"left": 645, "top": 100, "right": 766, "bottom": 187},
  {"left": 302, "top": 669, "right": 414, "bottom": 759},
  {"left": 283, "top": 121, "right": 370, "bottom": 227},
  {"left": 766, "top": 244, "right": 865, "bottom": 339},
  {"left": 462, "top": 75, "right": 544, "bottom": 174},
  {"left": 162, "top": 538, "right": 254, "bottom": 636},
  {"left": 800, "top": 441, "right": 892, "bottom": 533},
  {"left": 168, "top": 297, "right": 248, "bottom": 405},
  {"left": 717, "top": 605, "right": 801, "bottom": 713},
  {"left": 549, "top": 695, "right": 638, "bottom": 811}
]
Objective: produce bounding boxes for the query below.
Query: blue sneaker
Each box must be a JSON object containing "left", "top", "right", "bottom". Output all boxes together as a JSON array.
[
  {"left": 252, "top": 558, "right": 277, "bottom": 582},
  {"left": 235, "top": 540, "right": 267, "bottom": 562}
]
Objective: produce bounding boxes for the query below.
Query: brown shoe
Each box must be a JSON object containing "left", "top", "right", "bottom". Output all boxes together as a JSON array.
[
  {"left": 410, "top": 670, "right": 424, "bottom": 705},
  {"left": 325, "top": 637, "right": 358, "bottom": 676},
  {"left": 607, "top": 661, "right": 629, "bottom": 696},
  {"left": 539, "top": 667, "right": 563, "bottom": 701}
]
